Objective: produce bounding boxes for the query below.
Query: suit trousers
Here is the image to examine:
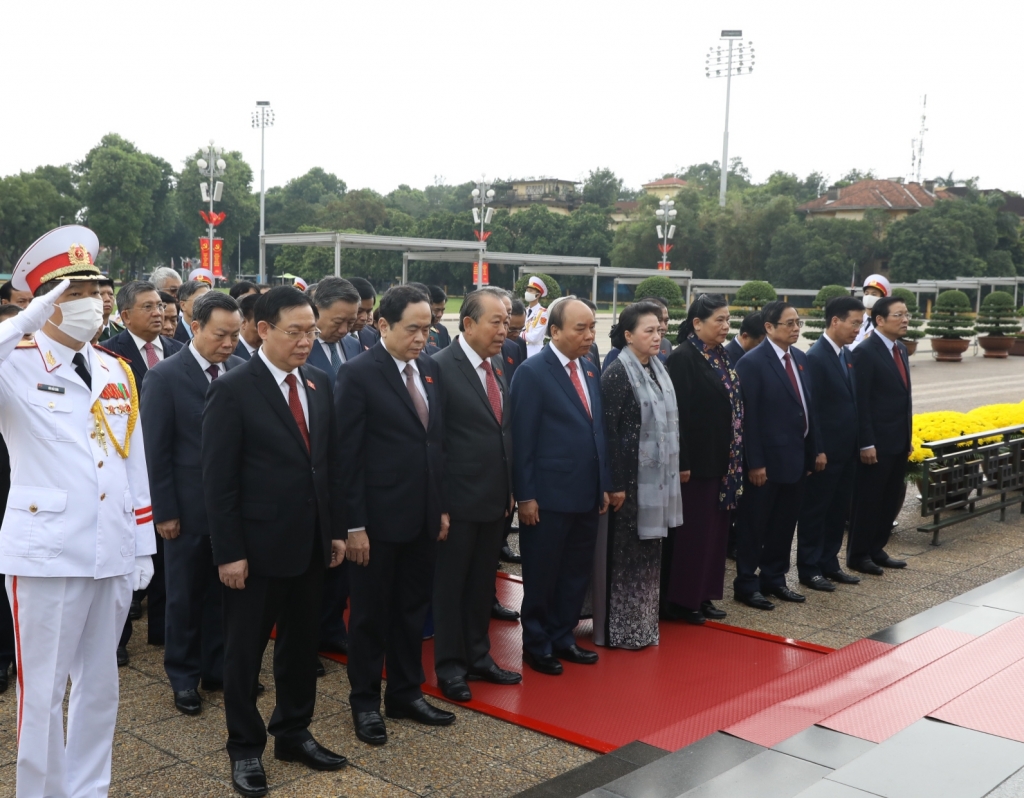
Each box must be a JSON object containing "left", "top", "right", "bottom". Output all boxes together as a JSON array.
[
  {"left": 734, "top": 477, "right": 805, "bottom": 597},
  {"left": 797, "top": 457, "right": 857, "bottom": 581},
  {"left": 520, "top": 507, "right": 600, "bottom": 657},
  {"left": 221, "top": 546, "right": 325, "bottom": 761},
  {"left": 319, "top": 560, "right": 349, "bottom": 645},
  {"left": 347, "top": 530, "right": 436, "bottom": 713},
  {"left": 163, "top": 533, "right": 224, "bottom": 691},
  {"left": 848, "top": 452, "right": 909, "bottom": 565},
  {"left": 433, "top": 516, "right": 504, "bottom": 681}
]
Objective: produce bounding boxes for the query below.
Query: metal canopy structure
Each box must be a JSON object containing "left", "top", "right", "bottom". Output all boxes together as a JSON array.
[
  {"left": 515, "top": 265, "right": 693, "bottom": 305},
  {"left": 891, "top": 277, "right": 1024, "bottom": 311},
  {"left": 409, "top": 252, "right": 602, "bottom": 297}
]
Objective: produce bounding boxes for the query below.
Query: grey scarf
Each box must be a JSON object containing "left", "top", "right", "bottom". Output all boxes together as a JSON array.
[{"left": 618, "top": 346, "right": 683, "bottom": 539}]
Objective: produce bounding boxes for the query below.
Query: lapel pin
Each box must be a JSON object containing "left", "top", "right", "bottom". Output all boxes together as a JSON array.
[
  {"left": 45, "top": 351, "right": 57, "bottom": 368},
  {"left": 507, "top": 356, "right": 514, "bottom": 364},
  {"left": 425, "top": 375, "right": 434, "bottom": 384},
  {"left": 495, "top": 368, "right": 503, "bottom": 376},
  {"left": 306, "top": 379, "right": 316, "bottom": 390},
  {"left": 587, "top": 370, "right": 595, "bottom": 378}
]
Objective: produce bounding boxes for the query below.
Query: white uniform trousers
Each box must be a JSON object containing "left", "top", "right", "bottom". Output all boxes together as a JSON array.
[{"left": 6, "top": 573, "right": 132, "bottom": 798}]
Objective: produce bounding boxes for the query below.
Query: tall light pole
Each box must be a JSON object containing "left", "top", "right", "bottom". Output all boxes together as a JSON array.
[
  {"left": 706, "top": 30, "right": 755, "bottom": 207},
  {"left": 470, "top": 179, "right": 495, "bottom": 289},
  {"left": 655, "top": 198, "right": 677, "bottom": 270},
  {"left": 196, "top": 141, "right": 226, "bottom": 278},
  {"left": 252, "top": 101, "right": 274, "bottom": 283}
]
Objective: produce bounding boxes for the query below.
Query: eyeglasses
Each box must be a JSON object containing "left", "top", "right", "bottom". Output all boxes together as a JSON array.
[
  {"left": 269, "top": 323, "right": 320, "bottom": 341},
  {"left": 135, "top": 302, "right": 167, "bottom": 314},
  {"left": 888, "top": 312, "right": 914, "bottom": 320},
  {"left": 774, "top": 319, "right": 805, "bottom": 329}
]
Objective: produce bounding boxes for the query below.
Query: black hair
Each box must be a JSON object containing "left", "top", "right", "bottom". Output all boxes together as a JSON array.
[
  {"left": 579, "top": 298, "right": 598, "bottom": 312},
  {"left": 0, "top": 305, "right": 21, "bottom": 321},
  {"left": 739, "top": 310, "right": 765, "bottom": 339},
  {"left": 313, "top": 277, "right": 360, "bottom": 309},
  {"left": 177, "top": 280, "right": 209, "bottom": 305},
  {"left": 347, "top": 276, "right": 376, "bottom": 302},
  {"left": 408, "top": 282, "right": 430, "bottom": 297},
  {"left": 238, "top": 292, "right": 260, "bottom": 321},
  {"left": 229, "top": 281, "right": 258, "bottom": 299},
  {"left": 115, "top": 280, "right": 158, "bottom": 312},
  {"left": 253, "top": 286, "right": 315, "bottom": 326},
  {"left": 761, "top": 299, "right": 795, "bottom": 328},
  {"left": 609, "top": 301, "right": 663, "bottom": 349},
  {"left": 193, "top": 291, "right": 240, "bottom": 327},
  {"left": 159, "top": 291, "right": 179, "bottom": 312},
  {"left": 825, "top": 296, "right": 866, "bottom": 328},
  {"left": 0, "top": 282, "right": 13, "bottom": 302},
  {"left": 872, "top": 295, "right": 906, "bottom": 326},
  {"left": 379, "top": 285, "right": 430, "bottom": 326},
  {"left": 678, "top": 293, "right": 729, "bottom": 339},
  {"left": 510, "top": 298, "right": 526, "bottom": 316},
  {"left": 427, "top": 285, "right": 447, "bottom": 304}
]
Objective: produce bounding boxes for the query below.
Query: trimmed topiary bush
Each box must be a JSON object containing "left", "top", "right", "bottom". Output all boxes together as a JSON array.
[
  {"left": 976, "top": 291, "right": 1020, "bottom": 336},
  {"left": 634, "top": 275, "right": 683, "bottom": 307},
  {"left": 730, "top": 280, "right": 777, "bottom": 339},
  {"left": 891, "top": 287, "right": 926, "bottom": 343},
  {"left": 928, "top": 290, "right": 976, "bottom": 340},
  {"left": 512, "top": 273, "right": 562, "bottom": 307},
  {"left": 803, "top": 285, "right": 852, "bottom": 342}
]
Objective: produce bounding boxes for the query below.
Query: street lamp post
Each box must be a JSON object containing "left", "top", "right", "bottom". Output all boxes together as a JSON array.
[
  {"left": 252, "top": 101, "right": 274, "bottom": 284},
  {"left": 706, "top": 30, "right": 755, "bottom": 207},
  {"left": 470, "top": 179, "right": 495, "bottom": 289},
  {"left": 196, "top": 141, "right": 226, "bottom": 278},
  {"left": 655, "top": 198, "right": 677, "bottom": 270}
]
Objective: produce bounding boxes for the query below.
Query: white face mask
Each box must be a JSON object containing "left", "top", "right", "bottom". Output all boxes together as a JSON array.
[
  {"left": 524, "top": 291, "right": 538, "bottom": 302},
  {"left": 52, "top": 296, "right": 104, "bottom": 343},
  {"left": 863, "top": 294, "right": 879, "bottom": 309}
]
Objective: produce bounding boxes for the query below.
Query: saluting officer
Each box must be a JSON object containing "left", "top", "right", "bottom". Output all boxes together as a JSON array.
[
  {"left": 0, "top": 226, "right": 156, "bottom": 798},
  {"left": 522, "top": 276, "right": 549, "bottom": 359}
]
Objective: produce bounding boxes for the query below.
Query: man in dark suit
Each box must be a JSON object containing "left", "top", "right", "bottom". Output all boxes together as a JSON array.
[
  {"left": 347, "top": 276, "right": 379, "bottom": 351},
  {"left": 797, "top": 297, "right": 865, "bottom": 592},
  {"left": 725, "top": 310, "right": 765, "bottom": 367},
  {"left": 203, "top": 286, "right": 348, "bottom": 795},
  {"left": 235, "top": 293, "right": 261, "bottom": 361},
  {"left": 174, "top": 279, "right": 210, "bottom": 344},
  {"left": 105, "top": 281, "right": 184, "bottom": 661},
  {"left": 335, "top": 285, "right": 455, "bottom": 747},
  {"left": 507, "top": 298, "right": 528, "bottom": 368},
  {"left": 427, "top": 285, "right": 452, "bottom": 349},
  {"left": 142, "top": 292, "right": 245, "bottom": 716},
  {"left": 511, "top": 299, "right": 611, "bottom": 675},
  {"left": 492, "top": 291, "right": 525, "bottom": 575},
  {"left": 848, "top": 296, "right": 913, "bottom": 575},
  {"left": 734, "top": 301, "right": 824, "bottom": 611},
  {"left": 432, "top": 290, "right": 521, "bottom": 702}
]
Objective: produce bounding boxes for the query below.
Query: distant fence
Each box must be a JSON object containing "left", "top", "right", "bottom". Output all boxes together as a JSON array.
[{"left": 919, "top": 425, "right": 1024, "bottom": 545}]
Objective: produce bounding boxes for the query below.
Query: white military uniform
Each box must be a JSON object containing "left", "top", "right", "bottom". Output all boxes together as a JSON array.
[
  {"left": 0, "top": 311, "right": 156, "bottom": 793},
  {"left": 523, "top": 302, "right": 549, "bottom": 359}
]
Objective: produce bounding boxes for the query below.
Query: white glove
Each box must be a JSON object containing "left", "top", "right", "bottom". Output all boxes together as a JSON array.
[
  {"left": 132, "top": 555, "right": 154, "bottom": 591},
  {"left": 14, "top": 279, "right": 70, "bottom": 336}
]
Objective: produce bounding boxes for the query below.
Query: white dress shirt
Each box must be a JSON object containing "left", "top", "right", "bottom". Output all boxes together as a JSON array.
[
  {"left": 129, "top": 330, "right": 163, "bottom": 362},
  {"left": 822, "top": 331, "right": 843, "bottom": 356},
  {"left": 551, "top": 345, "right": 592, "bottom": 416},
  {"left": 189, "top": 341, "right": 219, "bottom": 382},
  {"left": 768, "top": 338, "right": 808, "bottom": 438},
  {"left": 392, "top": 352, "right": 428, "bottom": 408},
  {"left": 318, "top": 338, "right": 345, "bottom": 364},
  {"left": 241, "top": 338, "right": 258, "bottom": 357},
  {"left": 258, "top": 348, "right": 309, "bottom": 426},
  {"left": 457, "top": 335, "right": 503, "bottom": 408}
]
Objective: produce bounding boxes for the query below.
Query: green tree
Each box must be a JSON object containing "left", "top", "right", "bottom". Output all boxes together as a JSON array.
[
  {"left": 887, "top": 196, "right": 999, "bottom": 281},
  {"left": 711, "top": 196, "right": 796, "bottom": 280},
  {"left": 635, "top": 275, "right": 683, "bottom": 306},
  {"left": 0, "top": 171, "right": 82, "bottom": 270},
  {"left": 765, "top": 217, "right": 877, "bottom": 288},
  {"left": 581, "top": 168, "right": 623, "bottom": 209}
]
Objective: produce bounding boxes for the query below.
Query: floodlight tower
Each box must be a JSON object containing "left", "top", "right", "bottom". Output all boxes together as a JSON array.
[
  {"left": 655, "top": 198, "right": 677, "bottom": 270},
  {"left": 471, "top": 179, "right": 495, "bottom": 288},
  {"left": 252, "top": 101, "right": 274, "bottom": 283},
  {"left": 706, "top": 30, "right": 755, "bottom": 207}
]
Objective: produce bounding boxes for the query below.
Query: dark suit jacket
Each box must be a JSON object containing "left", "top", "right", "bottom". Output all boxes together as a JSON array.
[
  {"left": 806, "top": 336, "right": 859, "bottom": 463},
  {"left": 141, "top": 346, "right": 244, "bottom": 535},
  {"left": 852, "top": 333, "right": 912, "bottom": 457},
  {"left": 667, "top": 340, "right": 736, "bottom": 480},
  {"left": 174, "top": 317, "right": 191, "bottom": 344},
  {"left": 306, "top": 337, "right": 361, "bottom": 375},
  {"left": 202, "top": 354, "right": 344, "bottom": 578},
  {"left": 98, "top": 320, "right": 124, "bottom": 342},
  {"left": 356, "top": 327, "right": 379, "bottom": 351},
  {"left": 335, "top": 342, "right": 446, "bottom": 543},
  {"left": 433, "top": 337, "right": 512, "bottom": 522},
  {"left": 735, "top": 339, "right": 821, "bottom": 484},
  {"left": 583, "top": 342, "right": 602, "bottom": 375},
  {"left": 103, "top": 330, "right": 184, "bottom": 387},
  {"left": 430, "top": 321, "right": 452, "bottom": 349},
  {"left": 233, "top": 340, "right": 253, "bottom": 361},
  {"left": 500, "top": 338, "right": 525, "bottom": 388},
  {"left": 724, "top": 338, "right": 746, "bottom": 367},
  {"left": 510, "top": 344, "right": 611, "bottom": 513}
]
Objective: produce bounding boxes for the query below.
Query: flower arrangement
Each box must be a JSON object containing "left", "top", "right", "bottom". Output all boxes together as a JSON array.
[{"left": 910, "top": 401, "right": 1024, "bottom": 464}]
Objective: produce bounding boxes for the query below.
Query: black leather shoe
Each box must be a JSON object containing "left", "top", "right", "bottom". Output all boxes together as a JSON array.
[
  {"left": 116, "top": 647, "right": 129, "bottom": 667},
  {"left": 386, "top": 697, "right": 456, "bottom": 726},
  {"left": 666, "top": 605, "right": 705, "bottom": 624},
  {"left": 439, "top": 676, "right": 472, "bottom": 702},
  {"left": 231, "top": 757, "right": 268, "bottom": 797},
  {"left": 523, "top": 650, "right": 563, "bottom": 675},
  {"left": 726, "top": 544, "right": 737, "bottom": 561},
  {"left": 850, "top": 560, "right": 884, "bottom": 576},
  {"left": 491, "top": 602, "right": 520, "bottom": 621},
  {"left": 319, "top": 639, "right": 348, "bottom": 655},
  {"left": 736, "top": 592, "right": 775, "bottom": 611},
  {"left": 274, "top": 737, "right": 347, "bottom": 771},
  {"left": 824, "top": 570, "right": 861, "bottom": 585},
  {"left": 500, "top": 544, "right": 522, "bottom": 564},
  {"left": 701, "top": 601, "right": 727, "bottom": 619},
  {"left": 874, "top": 555, "right": 907, "bottom": 569},
  {"left": 128, "top": 599, "right": 143, "bottom": 621},
  {"left": 800, "top": 576, "right": 836, "bottom": 592},
  {"left": 200, "top": 678, "right": 224, "bottom": 691},
  {"left": 467, "top": 663, "right": 522, "bottom": 685},
  {"left": 552, "top": 643, "right": 599, "bottom": 665},
  {"left": 765, "top": 586, "right": 806, "bottom": 603},
  {"left": 0, "top": 664, "right": 9, "bottom": 694},
  {"left": 174, "top": 689, "right": 202, "bottom": 716},
  {"left": 316, "top": 658, "right": 326, "bottom": 677},
  {"left": 353, "top": 710, "right": 387, "bottom": 745}
]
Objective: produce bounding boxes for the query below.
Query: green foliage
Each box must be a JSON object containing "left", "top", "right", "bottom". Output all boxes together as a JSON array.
[
  {"left": 735, "top": 280, "right": 777, "bottom": 308},
  {"left": 512, "top": 273, "right": 562, "bottom": 307},
  {"left": 0, "top": 167, "right": 80, "bottom": 271},
  {"left": 890, "top": 287, "right": 926, "bottom": 341},
  {"left": 929, "top": 289, "right": 976, "bottom": 339},
  {"left": 976, "top": 291, "right": 1021, "bottom": 336},
  {"left": 582, "top": 168, "right": 623, "bottom": 209},
  {"left": 766, "top": 217, "right": 877, "bottom": 289},
  {"left": 803, "top": 285, "right": 852, "bottom": 341},
  {"left": 634, "top": 276, "right": 683, "bottom": 306}
]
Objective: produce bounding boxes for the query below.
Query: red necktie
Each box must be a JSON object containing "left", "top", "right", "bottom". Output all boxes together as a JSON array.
[
  {"left": 143, "top": 341, "right": 159, "bottom": 368},
  {"left": 284, "top": 374, "right": 310, "bottom": 452},
  {"left": 893, "top": 345, "right": 908, "bottom": 388},
  {"left": 783, "top": 352, "right": 808, "bottom": 434},
  {"left": 567, "top": 361, "right": 592, "bottom": 420},
  {"left": 479, "top": 360, "right": 503, "bottom": 424}
]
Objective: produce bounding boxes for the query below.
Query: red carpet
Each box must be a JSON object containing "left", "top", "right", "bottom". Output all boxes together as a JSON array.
[{"left": 321, "top": 574, "right": 828, "bottom": 753}]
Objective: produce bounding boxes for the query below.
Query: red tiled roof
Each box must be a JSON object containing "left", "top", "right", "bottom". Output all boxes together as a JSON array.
[
  {"left": 642, "top": 177, "right": 688, "bottom": 188},
  {"left": 798, "top": 180, "right": 937, "bottom": 213},
  {"left": 614, "top": 201, "right": 639, "bottom": 212}
]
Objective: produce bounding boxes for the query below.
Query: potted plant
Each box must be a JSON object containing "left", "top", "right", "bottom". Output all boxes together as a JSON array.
[
  {"left": 1012, "top": 307, "right": 1024, "bottom": 357},
  {"left": 975, "top": 291, "right": 1021, "bottom": 358},
  {"left": 729, "top": 280, "right": 776, "bottom": 341},
  {"left": 891, "top": 287, "right": 926, "bottom": 356},
  {"left": 635, "top": 275, "right": 685, "bottom": 342},
  {"left": 802, "top": 285, "right": 851, "bottom": 343},
  {"left": 928, "top": 289, "right": 976, "bottom": 362}
]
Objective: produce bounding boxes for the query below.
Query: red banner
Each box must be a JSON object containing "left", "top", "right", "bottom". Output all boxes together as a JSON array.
[
  {"left": 657, "top": 243, "right": 673, "bottom": 254},
  {"left": 198, "top": 238, "right": 224, "bottom": 277},
  {"left": 657, "top": 262, "right": 671, "bottom": 271},
  {"left": 472, "top": 262, "right": 490, "bottom": 285},
  {"left": 473, "top": 230, "right": 492, "bottom": 242}
]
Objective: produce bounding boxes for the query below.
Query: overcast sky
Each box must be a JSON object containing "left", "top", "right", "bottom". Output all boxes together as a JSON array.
[{"left": 3, "top": 0, "right": 1021, "bottom": 197}]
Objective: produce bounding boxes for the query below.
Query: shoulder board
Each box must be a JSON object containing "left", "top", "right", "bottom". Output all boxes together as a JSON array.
[
  {"left": 93, "top": 344, "right": 131, "bottom": 363},
  {"left": 14, "top": 339, "right": 37, "bottom": 350}
]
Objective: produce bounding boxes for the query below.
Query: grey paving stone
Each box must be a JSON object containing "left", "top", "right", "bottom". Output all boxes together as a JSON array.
[
  {"left": 941, "top": 606, "right": 1021, "bottom": 637},
  {"left": 773, "top": 726, "right": 877, "bottom": 770},
  {"left": 828, "top": 719, "right": 1024, "bottom": 798},
  {"left": 677, "top": 750, "right": 831, "bottom": 798},
  {"left": 511, "top": 754, "right": 638, "bottom": 798},
  {"left": 868, "top": 601, "right": 975, "bottom": 644},
  {"left": 950, "top": 568, "right": 1024, "bottom": 607},
  {"left": 609, "top": 741, "right": 672, "bottom": 768},
  {"left": 978, "top": 581, "right": 1024, "bottom": 614},
  {"left": 985, "top": 763, "right": 1024, "bottom": 797},
  {"left": 794, "top": 781, "right": 884, "bottom": 797}
]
